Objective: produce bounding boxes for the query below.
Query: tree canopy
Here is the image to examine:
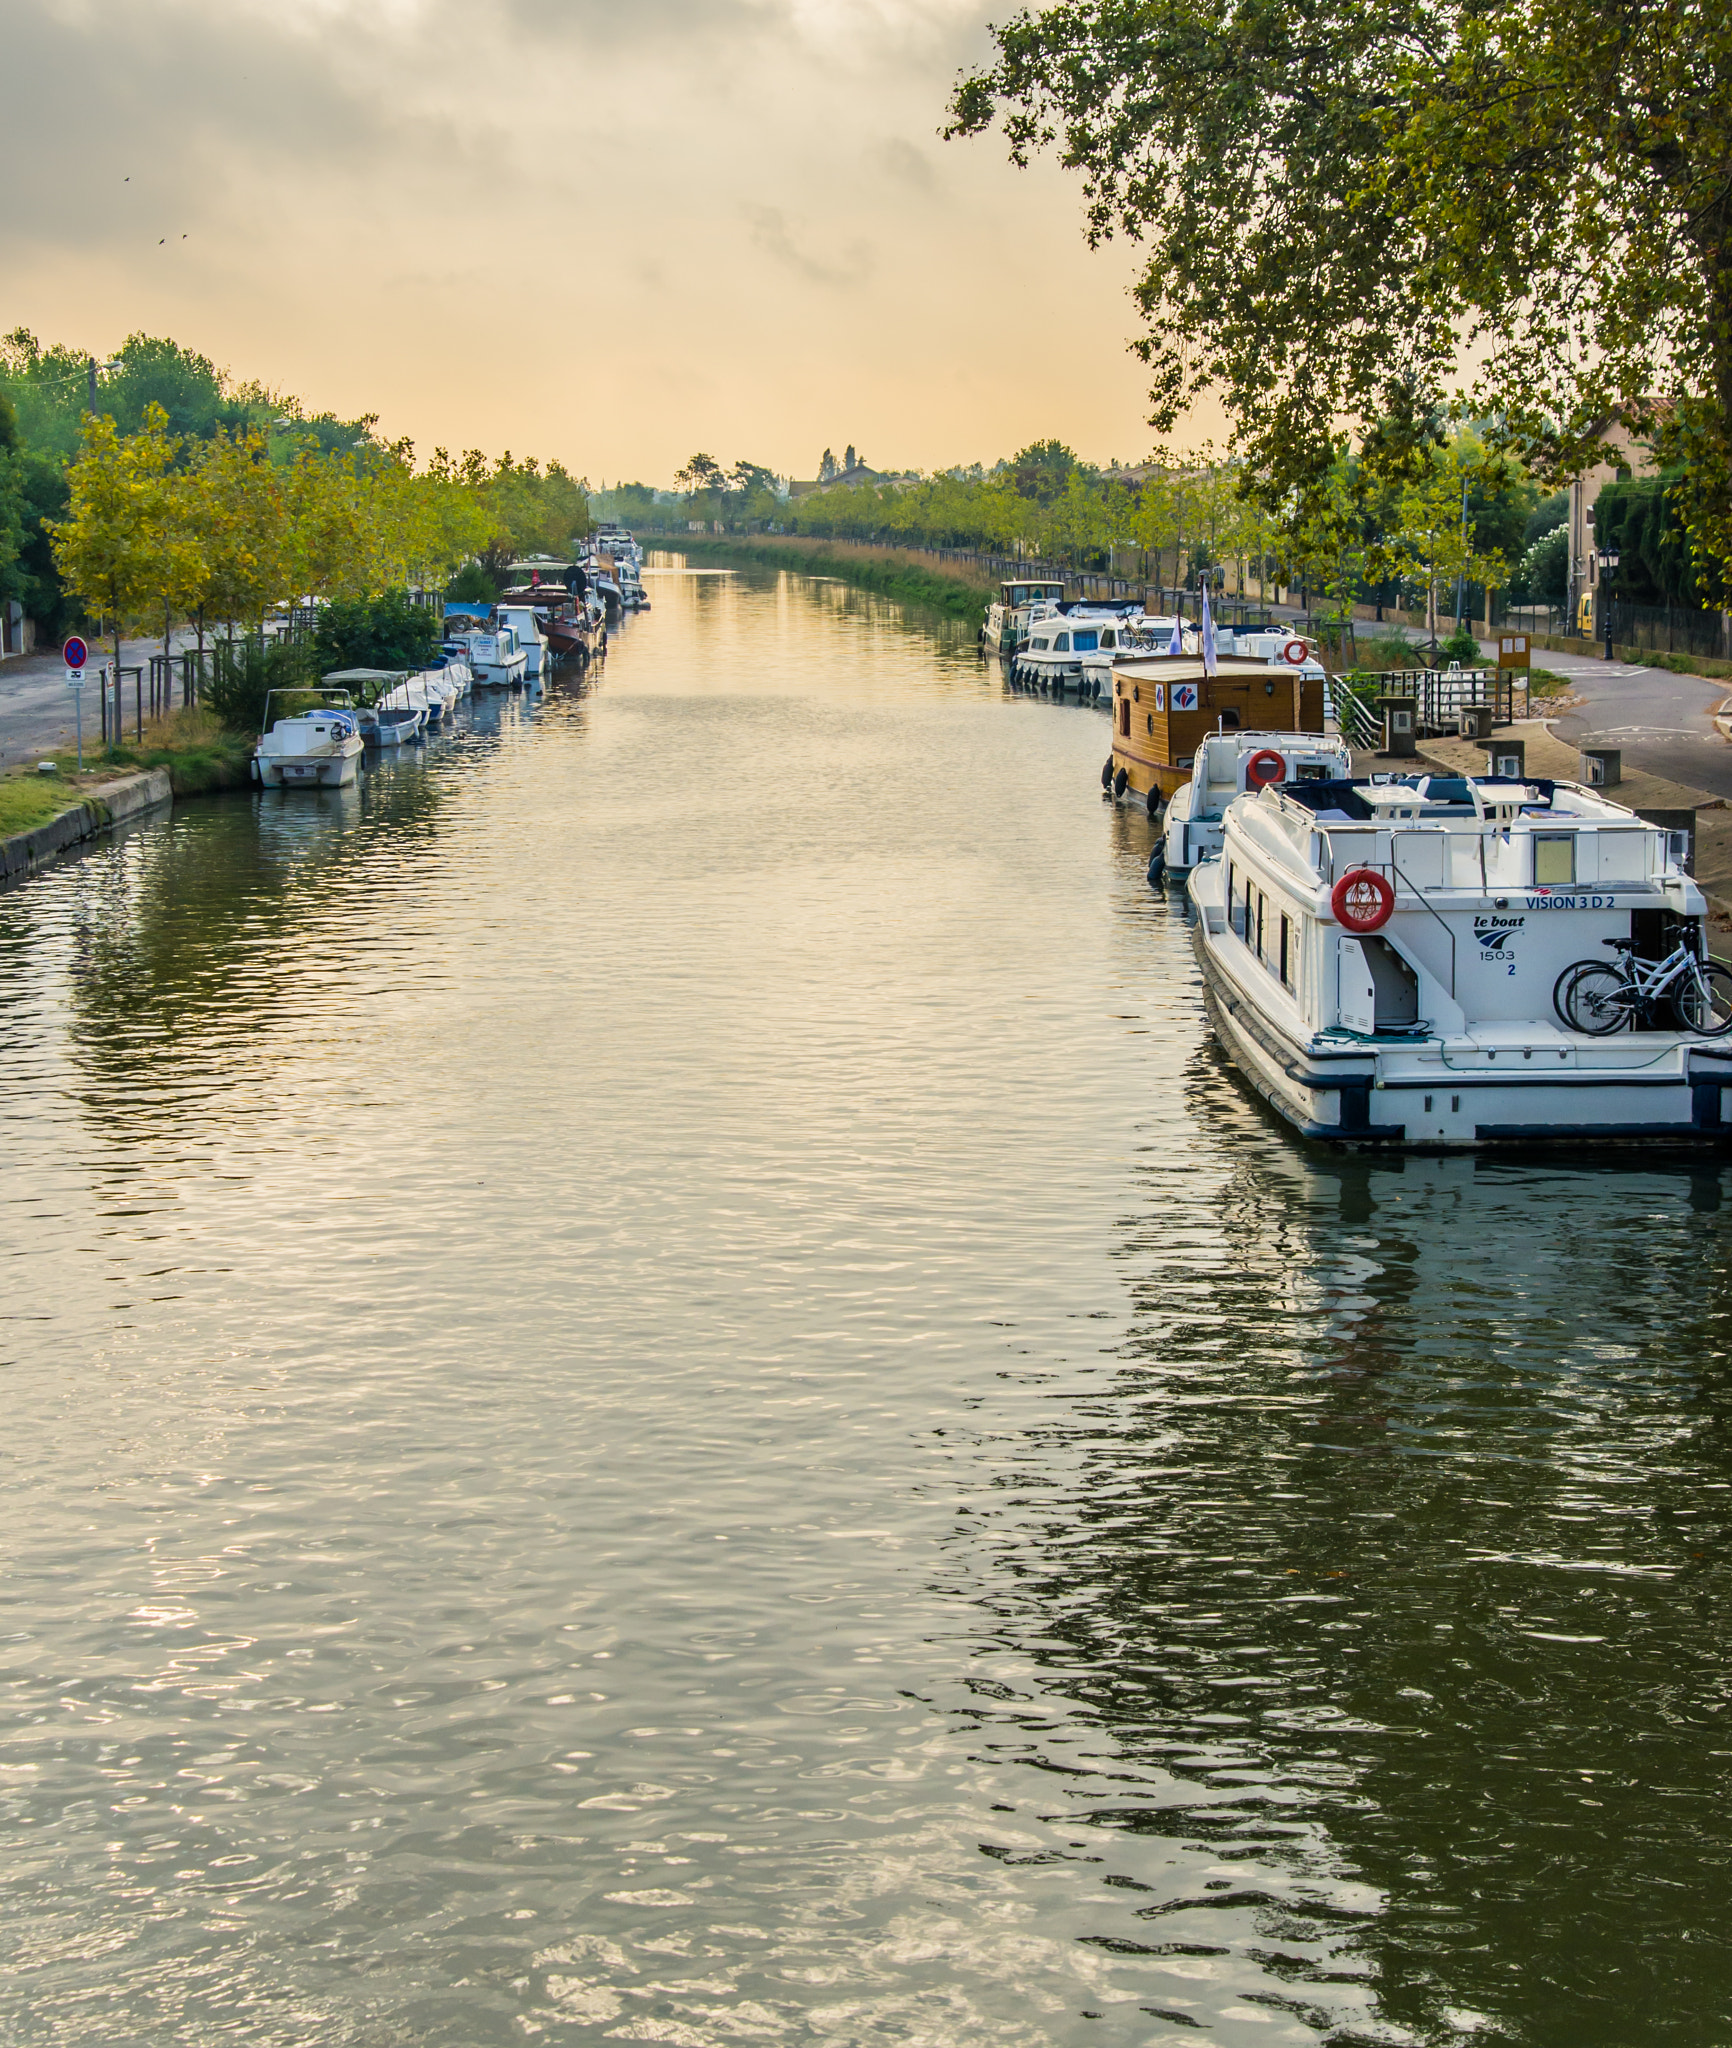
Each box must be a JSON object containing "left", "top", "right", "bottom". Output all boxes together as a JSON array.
[{"left": 948, "top": 0, "right": 1732, "bottom": 585}]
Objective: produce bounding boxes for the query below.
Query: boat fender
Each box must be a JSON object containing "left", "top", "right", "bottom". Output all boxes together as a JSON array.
[
  {"left": 1101, "top": 758, "right": 1114, "bottom": 791},
  {"left": 1146, "top": 787, "right": 1161, "bottom": 820},
  {"left": 1147, "top": 847, "right": 1164, "bottom": 888},
  {"left": 1245, "top": 747, "right": 1286, "bottom": 789},
  {"left": 1113, "top": 766, "right": 1129, "bottom": 798},
  {"left": 1331, "top": 867, "right": 1395, "bottom": 933}
]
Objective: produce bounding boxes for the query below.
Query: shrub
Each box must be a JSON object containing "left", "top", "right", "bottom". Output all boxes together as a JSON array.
[
  {"left": 1439, "top": 622, "right": 1482, "bottom": 664},
  {"left": 445, "top": 559, "right": 498, "bottom": 603},
  {"left": 312, "top": 589, "right": 440, "bottom": 674},
  {"left": 202, "top": 637, "right": 321, "bottom": 734}
]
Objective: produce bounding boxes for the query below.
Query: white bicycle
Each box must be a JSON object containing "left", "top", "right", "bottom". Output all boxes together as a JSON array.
[{"left": 1553, "top": 938, "right": 1732, "bottom": 1037}]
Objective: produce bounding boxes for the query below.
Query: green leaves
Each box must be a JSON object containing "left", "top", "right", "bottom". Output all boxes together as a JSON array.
[{"left": 952, "top": 0, "right": 1732, "bottom": 584}]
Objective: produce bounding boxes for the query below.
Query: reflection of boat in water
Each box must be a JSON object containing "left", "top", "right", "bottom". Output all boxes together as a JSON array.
[{"left": 1189, "top": 768, "right": 1732, "bottom": 1147}]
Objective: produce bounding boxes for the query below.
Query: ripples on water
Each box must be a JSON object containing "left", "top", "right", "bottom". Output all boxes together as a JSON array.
[{"left": 3, "top": 564, "right": 1731, "bottom": 2047}]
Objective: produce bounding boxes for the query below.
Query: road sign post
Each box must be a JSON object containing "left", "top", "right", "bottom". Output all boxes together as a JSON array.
[{"left": 63, "top": 638, "right": 88, "bottom": 772}]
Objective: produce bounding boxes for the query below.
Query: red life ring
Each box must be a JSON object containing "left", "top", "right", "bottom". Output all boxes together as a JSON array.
[
  {"left": 1331, "top": 868, "right": 1395, "bottom": 932},
  {"left": 1282, "top": 638, "right": 1309, "bottom": 666},
  {"left": 1245, "top": 748, "right": 1286, "bottom": 789}
]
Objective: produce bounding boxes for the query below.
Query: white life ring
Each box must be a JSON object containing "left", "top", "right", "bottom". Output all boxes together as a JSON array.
[{"left": 1281, "top": 638, "right": 1309, "bottom": 666}]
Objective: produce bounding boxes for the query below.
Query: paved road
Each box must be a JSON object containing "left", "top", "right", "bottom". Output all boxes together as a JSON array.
[
  {"left": 1338, "top": 616, "right": 1732, "bottom": 799},
  {"left": 1536, "top": 650, "right": 1732, "bottom": 799},
  {"left": 0, "top": 637, "right": 189, "bottom": 768}
]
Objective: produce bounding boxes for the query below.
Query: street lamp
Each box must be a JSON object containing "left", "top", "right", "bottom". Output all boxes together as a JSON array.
[{"left": 1596, "top": 545, "right": 1621, "bottom": 660}]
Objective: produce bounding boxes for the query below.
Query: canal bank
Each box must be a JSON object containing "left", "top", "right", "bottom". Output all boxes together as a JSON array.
[{"left": 655, "top": 530, "right": 996, "bottom": 623}]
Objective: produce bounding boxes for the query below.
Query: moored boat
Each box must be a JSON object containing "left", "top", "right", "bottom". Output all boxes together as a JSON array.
[
  {"left": 1155, "top": 729, "right": 1352, "bottom": 880},
  {"left": 1107, "top": 651, "right": 1328, "bottom": 816},
  {"left": 982, "top": 578, "right": 1066, "bottom": 655},
  {"left": 255, "top": 691, "right": 365, "bottom": 788},
  {"left": 1188, "top": 769, "right": 1732, "bottom": 1148}
]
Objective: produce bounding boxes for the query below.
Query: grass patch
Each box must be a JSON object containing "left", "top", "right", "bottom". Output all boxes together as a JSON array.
[
  {"left": 0, "top": 774, "right": 86, "bottom": 838},
  {"left": 1529, "top": 667, "right": 1573, "bottom": 698},
  {"left": 668, "top": 533, "right": 994, "bottom": 625},
  {"left": 58, "top": 708, "right": 254, "bottom": 797},
  {"left": 1619, "top": 646, "right": 1732, "bottom": 683}
]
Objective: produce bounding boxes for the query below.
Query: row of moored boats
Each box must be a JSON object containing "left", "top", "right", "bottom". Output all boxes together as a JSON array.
[
  {"left": 254, "top": 528, "right": 651, "bottom": 789},
  {"left": 983, "top": 573, "right": 1732, "bottom": 1152}
]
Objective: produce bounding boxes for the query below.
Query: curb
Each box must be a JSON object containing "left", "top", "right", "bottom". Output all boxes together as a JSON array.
[{"left": 0, "top": 768, "right": 174, "bottom": 889}]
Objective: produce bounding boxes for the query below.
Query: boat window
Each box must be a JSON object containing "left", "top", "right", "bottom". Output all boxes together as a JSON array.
[
  {"left": 1071, "top": 630, "right": 1099, "bottom": 652},
  {"left": 1255, "top": 890, "right": 1266, "bottom": 962},
  {"left": 1279, "top": 915, "right": 1293, "bottom": 990},
  {"left": 1033, "top": 638, "right": 1050, "bottom": 651},
  {"left": 1147, "top": 714, "right": 1154, "bottom": 735},
  {"left": 1101, "top": 631, "right": 1116, "bottom": 649},
  {"left": 1119, "top": 697, "right": 1130, "bottom": 738},
  {"left": 1534, "top": 833, "right": 1575, "bottom": 885},
  {"left": 1054, "top": 633, "right": 1071, "bottom": 652}
]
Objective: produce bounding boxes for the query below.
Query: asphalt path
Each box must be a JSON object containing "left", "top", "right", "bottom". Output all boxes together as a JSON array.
[
  {"left": 1536, "top": 650, "right": 1732, "bottom": 799},
  {"left": 1339, "top": 614, "right": 1732, "bottom": 799},
  {"left": 0, "top": 637, "right": 187, "bottom": 768}
]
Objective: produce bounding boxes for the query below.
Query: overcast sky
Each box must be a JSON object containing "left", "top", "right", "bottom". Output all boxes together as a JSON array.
[{"left": 3, "top": 0, "right": 1205, "bottom": 483}]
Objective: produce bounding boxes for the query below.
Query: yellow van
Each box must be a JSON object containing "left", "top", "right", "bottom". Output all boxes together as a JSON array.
[{"left": 1577, "top": 591, "right": 1594, "bottom": 637}]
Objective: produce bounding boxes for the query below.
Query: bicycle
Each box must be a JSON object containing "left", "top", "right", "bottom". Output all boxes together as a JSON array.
[{"left": 1552, "top": 938, "right": 1732, "bottom": 1036}]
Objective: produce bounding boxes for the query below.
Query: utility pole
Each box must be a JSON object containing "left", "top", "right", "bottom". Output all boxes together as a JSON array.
[
  {"left": 87, "top": 356, "right": 97, "bottom": 415},
  {"left": 1453, "top": 477, "right": 1468, "bottom": 631}
]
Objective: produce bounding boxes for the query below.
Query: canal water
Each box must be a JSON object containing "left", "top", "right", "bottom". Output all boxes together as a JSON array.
[{"left": 4, "top": 563, "right": 1731, "bottom": 2048}]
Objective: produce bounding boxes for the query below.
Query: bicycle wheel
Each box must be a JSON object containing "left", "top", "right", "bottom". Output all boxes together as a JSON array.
[
  {"left": 1671, "top": 959, "right": 1732, "bottom": 1036},
  {"left": 1553, "top": 959, "right": 1611, "bottom": 1028},
  {"left": 1561, "top": 962, "right": 1634, "bottom": 1035}
]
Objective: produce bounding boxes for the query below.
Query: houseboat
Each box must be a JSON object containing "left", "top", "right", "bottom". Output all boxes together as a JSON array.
[
  {"left": 1155, "top": 729, "right": 1353, "bottom": 879},
  {"left": 982, "top": 578, "right": 1067, "bottom": 655},
  {"left": 1014, "top": 607, "right": 1174, "bottom": 692},
  {"left": 1188, "top": 771, "right": 1732, "bottom": 1148},
  {"left": 1107, "top": 652, "right": 1328, "bottom": 814}
]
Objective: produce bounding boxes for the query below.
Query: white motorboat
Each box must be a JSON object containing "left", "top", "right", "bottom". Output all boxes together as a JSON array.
[
  {"left": 463, "top": 627, "right": 529, "bottom": 688},
  {"left": 982, "top": 578, "right": 1067, "bottom": 655},
  {"left": 1014, "top": 607, "right": 1156, "bottom": 693},
  {"left": 616, "top": 558, "right": 649, "bottom": 610},
  {"left": 255, "top": 692, "right": 365, "bottom": 788},
  {"left": 1188, "top": 769, "right": 1732, "bottom": 1148},
  {"left": 495, "top": 606, "right": 552, "bottom": 677},
  {"left": 1155, "top": 730, "right": 1352, "bottom": 880},
  {"left": 322, "top": 667, "right": 426, "bottom": 746}
]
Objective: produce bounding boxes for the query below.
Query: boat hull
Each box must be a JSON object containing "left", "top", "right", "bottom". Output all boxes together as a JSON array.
[
  {"left": 1189, "top": 902, "right": 1732, "bottom": 1150},
  {"left": 258, "top": 746, "right": 363, "bottom": 789}
]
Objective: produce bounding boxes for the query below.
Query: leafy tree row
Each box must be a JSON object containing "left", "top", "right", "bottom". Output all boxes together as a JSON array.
[
  {"left": 947, "top": 0, "right": 1732, "bottom": 608},
  {"left": 0, "top": 328, "right": 591, "bottom": 645}
]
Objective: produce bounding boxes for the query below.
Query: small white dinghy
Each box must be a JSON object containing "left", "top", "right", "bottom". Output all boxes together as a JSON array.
[{"left": 255, "top": 690, "right": 365, "bottom": 788}]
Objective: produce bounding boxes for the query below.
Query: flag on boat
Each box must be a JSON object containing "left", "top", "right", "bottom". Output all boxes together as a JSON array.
[
  {"left": 1200, "top": 582, "right": 1218, "bottom": 677},
  {"left": 1165, "top": 613, "right": 1183, "bottom": 656}
]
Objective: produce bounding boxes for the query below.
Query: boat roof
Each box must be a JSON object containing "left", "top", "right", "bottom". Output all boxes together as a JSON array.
[
  {"left": 1113, "top": 653, "right": 1299, "bottom": 681},
  {"left": 322, "top": 667, "right": 412, "bottom": 682}
]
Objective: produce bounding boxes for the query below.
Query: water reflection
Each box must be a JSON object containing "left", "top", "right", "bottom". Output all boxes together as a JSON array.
[{"left": 961, "top": 1111, "right": 1732, "bottom": 2042}]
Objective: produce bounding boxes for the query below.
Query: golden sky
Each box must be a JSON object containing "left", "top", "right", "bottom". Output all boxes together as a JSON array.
[{"left": 6, "top": 0, "right": 1204, "bottom": 483}]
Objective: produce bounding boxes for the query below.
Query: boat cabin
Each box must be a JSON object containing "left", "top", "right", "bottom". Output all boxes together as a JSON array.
[{"left": 1111, "top": 654, "right": 1327, "bottom": 806}]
